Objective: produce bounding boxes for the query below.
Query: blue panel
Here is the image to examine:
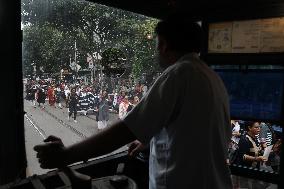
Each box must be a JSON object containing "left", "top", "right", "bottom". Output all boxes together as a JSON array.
[{"left": 215, "top": 70, "right": 284, "bottom": 121}]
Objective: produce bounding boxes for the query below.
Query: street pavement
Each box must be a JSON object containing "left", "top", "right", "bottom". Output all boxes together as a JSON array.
[{"left": 24, "top": 99, "right": 126, "bottom": 176}]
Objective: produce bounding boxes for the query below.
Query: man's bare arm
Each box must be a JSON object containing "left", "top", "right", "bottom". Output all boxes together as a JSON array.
[
  {"left": 34, "top": 120, "right": 136, "bottom": 169},
  {"left": 66, "top": 120, "right": 136, "bottom": 163}
]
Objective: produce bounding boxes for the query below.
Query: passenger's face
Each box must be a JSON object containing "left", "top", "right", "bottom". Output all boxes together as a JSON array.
[{"left": 249, "top": 122, "right": 261, "bottom": 136}]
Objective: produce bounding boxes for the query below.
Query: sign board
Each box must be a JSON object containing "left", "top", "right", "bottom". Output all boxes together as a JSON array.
[
  {"left": 208, "top": 17, "right": 284, "bottom": 53},
  {"left": 260, "top": 17, "right": 284, "bottom": 52},
  {"left": 70, "top": 62, "right": 81, "bottom": 71},
  {"left": 70, "top": 62, "right": 76, "bottom": 70},
  {"left": 208, "top": 22, "right": 232, "bottom": 53},
  {"left": 76, "top": 64, "right": 81, "bottom": 71},
  {"left": 232, "top": 20, "right": 261, "bottom": 53},
  {"left": 89, "top": 62, "right": 94, "bottom": 69},
  {"left": 87, "top": 53, "right": 94, "bottom": 69}
]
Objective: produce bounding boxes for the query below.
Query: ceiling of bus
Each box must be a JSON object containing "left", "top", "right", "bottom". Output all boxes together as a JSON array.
[{"left": 87, "top": 0, "right": 284, "bottom": 20}]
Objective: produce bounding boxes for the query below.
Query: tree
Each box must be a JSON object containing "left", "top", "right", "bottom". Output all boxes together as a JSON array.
[
  {"left": 21, "top": 0, "right": 159, "bottom": 80},
  {"left": 22, "top": 24, "right": 65, "bottom": 76},
  {"left": 101, "top": 47, "right": 127, "bottom": 76},
  {"left": 115, "top": 17, "right": 160, "bottom": 79}
]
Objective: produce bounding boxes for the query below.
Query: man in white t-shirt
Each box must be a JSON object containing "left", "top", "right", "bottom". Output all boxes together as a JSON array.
[
  {"left": 118, "top": 96, "right": 130, "bottom": 119},
  {"left": 34, "top": 14, "right": 232, "bottom": 189},
  {"left": 231, "top": 120, "right": 241, "bottom": 149}
]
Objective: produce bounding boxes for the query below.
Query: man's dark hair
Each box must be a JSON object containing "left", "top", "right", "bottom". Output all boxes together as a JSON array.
[
  {"left": 244, "top": 121, "right": 256, "bottom": 131},
  {"left": 155, "top": 14, "right": 202, "bottom": 54}
]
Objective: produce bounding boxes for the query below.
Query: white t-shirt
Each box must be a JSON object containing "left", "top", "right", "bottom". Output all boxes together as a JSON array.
[
  {"left": 231, "top": 122, "right": 241, "bottom": 144},
  {"left": 123, "top": 53, "right": 232, "bottom": 189},
  {"left": 119, "top": 102, "right": 129, "bottom": 119},
  {"left": 65, "top": 89, "right": 70, "bottom": 97}
]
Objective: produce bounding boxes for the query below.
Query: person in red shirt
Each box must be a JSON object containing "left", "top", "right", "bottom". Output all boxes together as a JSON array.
[{"left": 47, "top": 85, "right": 55, "bottom": 106}]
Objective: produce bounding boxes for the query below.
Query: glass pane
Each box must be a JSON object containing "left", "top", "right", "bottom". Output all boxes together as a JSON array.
[
  {"left": 22, "top": 0, "right": 159, "bottom": 175},
  {"left": 215, "top": 69, "right": 284, "bottom": 121},
  {"left": 229, "top": 120, "right": 282, "bottom": 174},
  {"left": 212, "top": 65, "right": 283, "bottom": 184}
]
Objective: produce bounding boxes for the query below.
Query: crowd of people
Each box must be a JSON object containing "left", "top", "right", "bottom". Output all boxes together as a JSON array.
[{"left": 24, "top": 77, "right": 147, "bottom": 127}]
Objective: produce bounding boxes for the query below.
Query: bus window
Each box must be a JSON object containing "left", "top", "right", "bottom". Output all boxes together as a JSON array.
[{"left": 21, "top": 0, "right": 159, "bottom": 176}]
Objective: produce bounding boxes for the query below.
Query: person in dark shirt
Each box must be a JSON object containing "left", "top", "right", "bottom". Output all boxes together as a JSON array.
[
  {"left": 96, "top": 90, "right": 109, "bottom": 130},
  {"left": 37, "top": 88, "right": 46, "bottom": 108},
  {"left": 67, "top": 88, "right": 79, "bottom": 123},
  {"left": 235, "top": 121, "right": 267, "bottom": 169}
]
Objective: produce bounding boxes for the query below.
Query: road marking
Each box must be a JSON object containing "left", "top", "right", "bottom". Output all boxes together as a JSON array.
[
  {"left": 42, "top": 108, "right": 87, "bottom": 139},
  {"left": 25, "top": 114, "right": 47, "bottom": 140},
  {"left": 25, "top": 99, "right": 87, "bottom": 139}
]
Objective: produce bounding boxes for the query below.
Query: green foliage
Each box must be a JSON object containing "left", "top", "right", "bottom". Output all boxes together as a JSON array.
[
  {"left": 101, "top": 48, "right": 126, "bottom": 68},
  {"left": 128, "top": 19, "right": 160, "bottom": 79},
  {"left": 23, "top": 23, "right": 64, "bottom": 75},
  {"left": 21, "top": 0, "right": 160, "bottom": 79}
]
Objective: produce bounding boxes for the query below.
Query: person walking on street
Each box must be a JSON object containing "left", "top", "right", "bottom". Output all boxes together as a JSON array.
[
  {"left": 48, "top": 85, "right": 56, "bottom": 106},
  {"left": 55, "top": 85, "right": 63, "bottom": 109},
  {"left": 36, "top": 87, "right": 46, "bottom": 108},
  {"left": 67, "top": 88, "right": 79, "bottom": 123},
  {"left": 118, "top": 96, "right": 130, "bottom": 119},
  {"left": 96, "top": 90, "right": 109, "bottom": 130}
]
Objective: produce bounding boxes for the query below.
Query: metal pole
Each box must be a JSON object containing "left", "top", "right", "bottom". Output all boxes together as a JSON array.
[
  {"left": 93, "top": 66, "right": 96, "bottom": 84},
  {"left": 91, "top": 68, "right": 94, "bottom": 84},
  {"left": 74, "top": 40, "right": 77, "bottom": 80}
]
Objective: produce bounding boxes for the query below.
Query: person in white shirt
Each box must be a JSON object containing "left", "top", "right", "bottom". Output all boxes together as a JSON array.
[
  {"left": 142, "top": 84, "right": 148, "bottom": 96},
  {"left": 118, "top": 96, "right": 130, "bottom": 119},
  {"left": 34, "top": 14, "right": 232, "bottom": 189},
  {"left": 64, "top": 85, "right": 70, "bottom": 107},
  {"left": 231, "top": 120, "right": 241, "bottom": 149}
]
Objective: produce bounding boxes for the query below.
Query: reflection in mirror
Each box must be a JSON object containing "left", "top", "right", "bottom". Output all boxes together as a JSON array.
[{"left": 229, "top": 119, "right": 282, "bottom": 175}]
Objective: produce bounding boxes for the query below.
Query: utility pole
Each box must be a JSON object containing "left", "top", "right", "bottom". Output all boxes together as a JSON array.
[{"left": 74, "top": 40, "right": 77, "bottom": 79}]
